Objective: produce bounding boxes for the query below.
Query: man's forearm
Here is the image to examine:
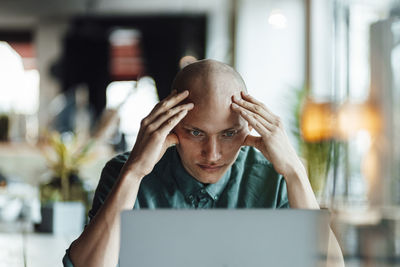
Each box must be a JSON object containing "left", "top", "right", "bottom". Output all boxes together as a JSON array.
[{"left": 69, "top": 170, "right": 143, "bottom": 267}]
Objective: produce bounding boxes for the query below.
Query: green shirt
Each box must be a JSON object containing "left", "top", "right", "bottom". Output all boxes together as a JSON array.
[{"left": 63, "top": 146, "right": 289, "bottom": 266}]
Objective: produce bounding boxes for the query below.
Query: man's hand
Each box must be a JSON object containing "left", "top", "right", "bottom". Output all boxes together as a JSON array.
[
  {"left": 231, "top": 91, "right": 303, "bottom": 178},
  {"left": 123, "top": 89, "right": 194, "bottom": 179}
]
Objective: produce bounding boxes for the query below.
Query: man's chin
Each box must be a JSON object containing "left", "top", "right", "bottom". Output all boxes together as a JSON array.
[
  {"left": 194, "top": 176, "right": 222, "bottom": 184},
  {"left": 192, "top": 167, "right": 228, "bottom": 184}
]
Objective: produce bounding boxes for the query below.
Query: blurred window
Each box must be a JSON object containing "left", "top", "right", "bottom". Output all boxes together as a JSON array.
[
  {"left": 107, "top": 28, "right": 158, "bottom": 149},
  {"left": 109, "top": 29, "right": 144, "bottom": 81},
  {"left": 0, "top": 39, "right": 39, "bottom": 115},
  {"left": 106, "top": 77, "right": 159, "bottom": 148}
]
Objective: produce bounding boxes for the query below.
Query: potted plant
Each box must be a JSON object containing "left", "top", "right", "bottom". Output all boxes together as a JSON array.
[
  {"left": 37, "top": 131, "right": 96, "bottom": 234},
  {"left": 0, "top": 114, "right": 9, "bottom": 141},
  {"left": 36, "top": 82, "right": 132, "bottom": 234}
]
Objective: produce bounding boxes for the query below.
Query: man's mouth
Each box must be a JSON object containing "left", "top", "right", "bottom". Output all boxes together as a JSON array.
[{"left": 197, "top": 164, "right": 224, "bottom": 172}]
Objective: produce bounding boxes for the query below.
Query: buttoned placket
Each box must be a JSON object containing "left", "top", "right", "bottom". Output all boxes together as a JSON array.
[{"left": 199, "top": 188, "right": 213, "bottom": 208}]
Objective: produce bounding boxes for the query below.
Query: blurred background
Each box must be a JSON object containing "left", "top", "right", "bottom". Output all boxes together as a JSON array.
[{"left": 0, "top": 0, "right": 399, "bottom": 266}]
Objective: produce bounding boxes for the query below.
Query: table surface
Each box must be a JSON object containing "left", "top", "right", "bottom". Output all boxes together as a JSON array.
[
  {"left": 0, "top": 232, "right": 398, "bottom": 267},
  {"left": 0, "top": 232, "right": 77, "bottom": 267}
]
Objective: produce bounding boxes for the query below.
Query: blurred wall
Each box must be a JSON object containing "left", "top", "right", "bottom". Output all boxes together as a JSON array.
[
  {"left": 235, "top": 0, "right": 305, "bottom": 143},
  {"left": 36, "top": 19, "right": 69, "bottom": 131},
  {"left": 0, "top": 0, "right": 308, "bottom": 145}
]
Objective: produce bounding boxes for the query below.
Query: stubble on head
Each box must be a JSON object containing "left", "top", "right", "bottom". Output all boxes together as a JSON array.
[{"left": 171, "top": 59, "right": 247, "bottom": 108}]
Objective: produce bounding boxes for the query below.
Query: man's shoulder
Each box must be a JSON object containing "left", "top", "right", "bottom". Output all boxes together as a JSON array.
[
  {"left": 236, "top": 146, "right": 274, "bottom": 168},
  {"left": 103, "top": 146, "right": 175, "bottom": 180},
  {"left": 230, "top": 146, "right": 288, "bottom": 208},
  {"left": 99, "top": 151, "right": 130, "bottom": 183},
  {"left": 105, "top": 151, "right": 131, "bottom": 170},
  {"left": 234, "top": 146, "right": 282, "bottom": 181},
  {"left": 91, "top": 147, "right": 175, "bottom": 213}
]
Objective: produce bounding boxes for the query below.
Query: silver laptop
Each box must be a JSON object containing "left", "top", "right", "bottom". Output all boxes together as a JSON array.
[{"left": 120, "top": 209, "right": 329, "bottom": 267}]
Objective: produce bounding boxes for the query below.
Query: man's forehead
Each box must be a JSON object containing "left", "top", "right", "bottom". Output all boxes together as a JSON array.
[
  {"left": 185, "top": 83, "right": 242, "bottom": 109},
  {"left": 179, "top": 102, "right": 246, "bottom": 133}
]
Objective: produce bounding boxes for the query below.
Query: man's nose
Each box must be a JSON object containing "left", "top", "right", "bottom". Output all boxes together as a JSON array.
[{"left": 201, "top": 137, "right": 221, "bottom": 162}]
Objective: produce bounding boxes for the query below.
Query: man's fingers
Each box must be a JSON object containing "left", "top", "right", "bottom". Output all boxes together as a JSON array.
[
  {"left": 144, "top": 90, "right": 189, "bottom": 126},
  {"left": 157, "top": 109, "right": 188, "bottom": 138},
  {"left": 235, "top": 107, "right": 270, "bottom": 137},
  {"left": 240, "top": 91, "right": 265, "bottom": 107},
  {"left": 157, "top": 90, "right": 189, "bottom": 112},
  {"left": 232, "top": 92, "right": 277, "bottom": 124},
  {"left": 147, "top": 103, "right": 194, "bottom": 132},
  {"left": 231, "top": 102, "right": 274, "bottom": 132},
  {"left": 243, "top": 135, "right": 260, "bottom": 147}
]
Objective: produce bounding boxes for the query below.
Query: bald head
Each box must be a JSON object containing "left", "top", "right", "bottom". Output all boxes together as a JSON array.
[{"left": 171, "top": 59, "right": 247, "bottom": 108}]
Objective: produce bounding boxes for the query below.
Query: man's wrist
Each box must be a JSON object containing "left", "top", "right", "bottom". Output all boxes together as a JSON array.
[
  {"left": 281, "top": 159, "right": 307, "bottom": 183},
  {"left": 120, "top": 162, "right": 146, "bottom": 184},
  {"left": 282, "top": 160, "right": 320, "bottom": 209}
]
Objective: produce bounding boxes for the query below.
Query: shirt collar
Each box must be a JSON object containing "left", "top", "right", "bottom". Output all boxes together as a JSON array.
[{"left": 171, "top": 146, "right": 231, "bottom": 202}]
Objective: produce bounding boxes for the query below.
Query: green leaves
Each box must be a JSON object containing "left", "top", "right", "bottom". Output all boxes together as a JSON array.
[{"left": 41, "top": 131, "right": 96, "bottom": 202}]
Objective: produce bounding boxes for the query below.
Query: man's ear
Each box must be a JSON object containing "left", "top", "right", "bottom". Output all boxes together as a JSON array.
[
  {"left": 171, "top": 123, "right": 181, "bottom": 134},
  {"left": 167, "top": 127, "right": 180, "bottom": 148}
]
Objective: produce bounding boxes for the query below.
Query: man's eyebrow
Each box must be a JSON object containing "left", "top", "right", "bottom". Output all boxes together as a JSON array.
[{"left": 182, "top": 124, "right": 242, "bottom": 133}]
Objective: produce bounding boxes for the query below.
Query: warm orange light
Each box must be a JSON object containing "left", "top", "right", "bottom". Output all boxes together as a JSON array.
[
  {"left": 300, "top": 99, "right": 335, "bottom": 142},
  {"left": 337, "top": 102, "right": 382, "bottom": 140},
  {"left": 300, "top": 99, "right": 382, "bottom": 142}
]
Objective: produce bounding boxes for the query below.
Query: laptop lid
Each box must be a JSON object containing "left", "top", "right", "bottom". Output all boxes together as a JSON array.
[{"left": 120, "top": 209, "right": 329, "bottom": 267}]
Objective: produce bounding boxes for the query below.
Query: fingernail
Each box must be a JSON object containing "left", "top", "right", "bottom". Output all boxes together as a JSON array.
[
  {"left": 187, "top": 103, "right": 194, "bottom": 108},
  {"left": 232, "top": 103, "right": 239, "bottom": 108}
]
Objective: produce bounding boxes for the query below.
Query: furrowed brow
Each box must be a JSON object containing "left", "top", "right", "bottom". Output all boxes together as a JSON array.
[
  {"left": 220, "top": 126, "right": 242, "bottom": 133},
  {"left": 182, "top": 124, "right": 242, "bottom": 134},
  {"left": 182, "top": 124, "right": 205, "bottom": 132}
]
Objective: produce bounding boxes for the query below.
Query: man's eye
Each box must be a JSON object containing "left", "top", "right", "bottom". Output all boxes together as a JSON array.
[
  {"left": 223, "top": 131, "right": 236, "bottom": 137},
  {"left": 190, "top": 130, "right": 202, "bottom": 137}
]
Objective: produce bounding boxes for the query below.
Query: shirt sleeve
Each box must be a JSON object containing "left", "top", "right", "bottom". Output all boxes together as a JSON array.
[
  {"left": 62, "top": 249, "right": 75, "bottom": 267},
  {"left": 277, "top": 176, "right": 290, "bottom": 208},
  {"left": 88, "top": 153, "right": 128, "bottom": 220}
]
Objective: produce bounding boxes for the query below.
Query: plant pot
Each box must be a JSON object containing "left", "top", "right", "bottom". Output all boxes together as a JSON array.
[
  {"left": 36, "top": 201, "right": 85, "bottom": 235},
  {"left": 39, "top": 174, "right": 89, "bottom": 204},
  {"left": 0, "top": 114, "right": 9, "bottom": 141}
]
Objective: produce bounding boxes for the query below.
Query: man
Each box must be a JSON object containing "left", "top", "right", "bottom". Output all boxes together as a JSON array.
[{"left": 64, "top": 59, "right": 343, "bottom": 266}]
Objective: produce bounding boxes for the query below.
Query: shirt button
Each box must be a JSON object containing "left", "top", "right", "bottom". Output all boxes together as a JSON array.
[
  {"left": 188, "top": 195, "right": 194, "bottom": 200},
  {"left": 214, "top": 195, "right": 218, "bottom": 200},
  {"left": 201, "top": 189, "right": 206, "bottom": 194}
]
